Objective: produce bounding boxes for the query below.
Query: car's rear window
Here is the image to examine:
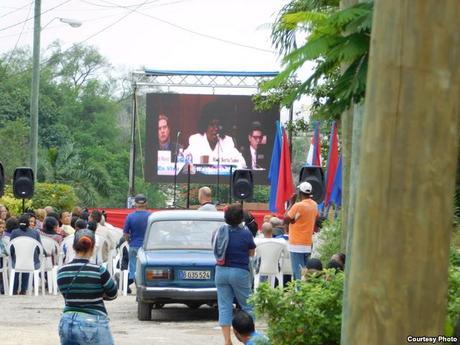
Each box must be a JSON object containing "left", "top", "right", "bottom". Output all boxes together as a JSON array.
[{"left": 145, "top": 220, "right": 224, "bottom": 250}]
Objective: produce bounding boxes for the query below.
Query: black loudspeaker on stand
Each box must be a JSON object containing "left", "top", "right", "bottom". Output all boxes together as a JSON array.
[
  {"left": 232, "top": 169, "right": 254, "bottom": 201},
  {"left": 0, "top": 162, "right": 4, "bottom": 197},
  {"left": 299, "top": 165, "right": 325, "bottom": 204},
  {"left": 13, "top": 167, "right": 35, "bottom": 212}
]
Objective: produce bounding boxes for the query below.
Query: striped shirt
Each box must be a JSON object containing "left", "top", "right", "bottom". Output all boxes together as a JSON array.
[{"left": 57, "top": 259, "right": 118, "bottom": 316}]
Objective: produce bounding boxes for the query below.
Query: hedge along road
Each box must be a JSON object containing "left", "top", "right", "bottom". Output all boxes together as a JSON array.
[{"left": 0, "top": 295, "right": 227, "bottom": 345}]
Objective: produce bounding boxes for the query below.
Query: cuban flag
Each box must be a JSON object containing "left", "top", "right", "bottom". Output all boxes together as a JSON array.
[
  {"left": 268, "top": 121, "right": 282, "bottom": 213},
  {"left": 329, "top": 155, "right": 342, "bottom": 207},
  {"left": 324, "top": 121, "right": 339, "bottom": 206},
  {"left": 275, "top": 128, "right": 295, "bottom": 214},
  {"left": 306, "top": 121, "right": 322, "bottom": 166}
]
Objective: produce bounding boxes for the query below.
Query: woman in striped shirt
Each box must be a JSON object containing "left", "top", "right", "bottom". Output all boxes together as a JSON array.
[{"left": 57, "top": 229, "right": 118, "bottom": 345}]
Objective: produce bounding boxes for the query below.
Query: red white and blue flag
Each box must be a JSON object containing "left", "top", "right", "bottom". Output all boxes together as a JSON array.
[
  {"left": 324, "top": 121, "right": 339, "bottom": 206},
  {"left": 275, "top": 128, "right": 295, "bottom": 213},
  {"left": 306, "top": 121, "right": 322, "bottom": 166},
  {"left": 268, "top": 121, "right": 282, "bottom": 213},
  {"left": 329, "top": 155, "right": 342, "bottom": 207}
]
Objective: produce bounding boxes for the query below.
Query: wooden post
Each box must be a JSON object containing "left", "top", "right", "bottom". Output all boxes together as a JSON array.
[
  {"left": 339, "top": 0, "right": 359, "bottom": 251},
  {"left": 340, "top": 108, "right": 353, "bottom": 250},
  {"left": 341, "top": 1, "right": 460, "bottom": 344}
]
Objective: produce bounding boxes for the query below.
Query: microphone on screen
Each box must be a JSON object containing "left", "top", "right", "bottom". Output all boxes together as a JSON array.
[{"left": 218, "top": 126, "right": 225, "bottom": 139}]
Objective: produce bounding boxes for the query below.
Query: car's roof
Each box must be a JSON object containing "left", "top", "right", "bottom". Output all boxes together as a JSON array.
[{"left": 148, "top": 210, "right": 224, "bottom": 223}]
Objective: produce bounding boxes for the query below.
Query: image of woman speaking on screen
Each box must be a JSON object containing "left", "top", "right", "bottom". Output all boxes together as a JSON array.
[{"left": 184, "top": 102, "right": 246, "bottom": 168}]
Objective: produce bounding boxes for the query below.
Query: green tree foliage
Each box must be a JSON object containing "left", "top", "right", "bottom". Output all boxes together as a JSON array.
[
  {"left": 262, "top": 0, "right": 372, "bottom": 120},
  {"left": 0, "top": 119, "right": 29, "bottom": 179},
  {"left": 39, "top": 145, "right": 111, "bottom": 206},
  {"left": 135, "top": 178, "right": 167, "bottom": 209},
  {"left": 0, "top": 42, "right": 139, "bottom": 207}
]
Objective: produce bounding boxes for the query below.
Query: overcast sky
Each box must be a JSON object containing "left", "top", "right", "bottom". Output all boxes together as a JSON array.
[{"left": 0, "top": 0, "right": 287, "bottom": 71}]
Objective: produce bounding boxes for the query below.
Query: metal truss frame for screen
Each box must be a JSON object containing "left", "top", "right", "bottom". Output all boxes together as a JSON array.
[{"left": 128, "top": 69, "right": 279, "bottom": 198}]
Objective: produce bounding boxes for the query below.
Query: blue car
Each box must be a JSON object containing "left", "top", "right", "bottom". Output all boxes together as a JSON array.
[{"left": 136, "top": 210, "right": 224, "bottom": 320}]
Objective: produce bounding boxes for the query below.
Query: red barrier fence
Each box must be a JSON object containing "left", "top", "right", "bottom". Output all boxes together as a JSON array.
[{"left": 100, "top": 208, "right": 276, "bottom": 230}]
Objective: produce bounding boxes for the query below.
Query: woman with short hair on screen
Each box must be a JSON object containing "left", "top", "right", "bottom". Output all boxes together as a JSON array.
[{"left": 184, "top": 101, "right": 246, "bottom": 168}]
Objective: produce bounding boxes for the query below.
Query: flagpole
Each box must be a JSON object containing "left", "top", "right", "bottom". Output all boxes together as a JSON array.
[{"left": 288, "top": 105, "right": 293, "bottom": 157}]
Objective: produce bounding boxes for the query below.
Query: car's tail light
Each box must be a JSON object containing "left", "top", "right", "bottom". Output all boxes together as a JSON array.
[{"left": 145, "top": 268, "right": 171, "bottom": 280}]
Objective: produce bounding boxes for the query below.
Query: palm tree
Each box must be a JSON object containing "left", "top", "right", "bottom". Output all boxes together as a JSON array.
[
  {"left": 271, "top": 0, "right": 339, "bottom": 56},
  {"left": 266, "top": 0, "right": 373, "bottom": 120},
  {"left": 39, "top": 145, "right": 111, "bottom": 206}
]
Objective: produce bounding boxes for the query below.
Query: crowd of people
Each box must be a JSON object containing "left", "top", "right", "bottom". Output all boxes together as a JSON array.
[{"left": 0, "top": 180, "right": 345, "bottom": 345}]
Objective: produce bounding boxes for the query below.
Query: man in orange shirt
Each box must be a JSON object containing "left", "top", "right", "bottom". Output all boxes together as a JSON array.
[{"left": 284, "top": 181, "right": 318, "bottom": 280}]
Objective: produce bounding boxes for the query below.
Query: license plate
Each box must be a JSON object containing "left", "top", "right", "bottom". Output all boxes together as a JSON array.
[{"left": 179, "top": 270, "right": 211, "bottom": 280}]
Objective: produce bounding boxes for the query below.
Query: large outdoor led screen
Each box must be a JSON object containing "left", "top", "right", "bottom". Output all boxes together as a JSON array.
[{"left": 145, "top": 93, "right": 279, "bottom": 184}]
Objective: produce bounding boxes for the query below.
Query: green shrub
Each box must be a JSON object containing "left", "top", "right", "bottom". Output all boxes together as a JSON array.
[
  {"left": 0, "top": 192, "right": 33, "bottom": 216},
  {"left": 251, "top": 271, "right": 344, "bottom": 345},
  {"left": 446, "top": 232, "right": 460, "bottom": 335},
  {"left": 0, "top": 183, "right": 78, "bottom": 215},
  {"left": 316, "top": 217, "right": 342, "bottom": 265}
]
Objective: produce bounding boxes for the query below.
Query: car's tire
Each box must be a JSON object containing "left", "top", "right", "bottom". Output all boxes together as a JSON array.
[
  {"left": 186, "top": 303, "right": 202, "bottom": 310},
  {"left": 137, "top": 301, "right": 152, "bottom": 321},
  {"left": 153, "top": 303, "right": 164, "bottom": 309}
]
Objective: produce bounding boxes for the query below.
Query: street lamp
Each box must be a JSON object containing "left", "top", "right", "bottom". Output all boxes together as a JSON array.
[
  {"left": 30, "top": 0, "right": 81, "bottom": 180},
  {"left": 58, "top": 18, "right": 82, "bottom": 28},
  {"left": 42, "top": 17, "right": 83, "bottom": 30}
]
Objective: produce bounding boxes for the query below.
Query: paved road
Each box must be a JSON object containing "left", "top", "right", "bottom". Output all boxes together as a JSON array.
[{"left": 0, "top": 295, "right": 228, "bottom": 345}]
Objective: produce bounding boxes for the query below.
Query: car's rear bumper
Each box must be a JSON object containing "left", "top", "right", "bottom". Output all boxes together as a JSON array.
[{"left": 137, "top": 286, "right": 217, "bottom": 303}]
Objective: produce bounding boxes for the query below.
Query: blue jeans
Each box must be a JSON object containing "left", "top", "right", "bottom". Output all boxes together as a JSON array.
[
  {"left": 290, "top": 252, "right": 311, "bottom": 280},
  {"left": 128, "top": 247, "right": 139, "bottom": 280},
  {"left": 59, "top": 312, "right": 114, "bottom": 345},
  {"left": 215, "top": 265, "right": 253, "bottom": 326}
]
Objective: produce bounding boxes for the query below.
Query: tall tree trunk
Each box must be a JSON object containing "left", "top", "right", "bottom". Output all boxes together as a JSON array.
[
  {"left": 339, "top": 0, "right": 359, "bottom": 251},
  {"left": 341, "top": 2, "right": 460, "bottom": 344},
  {"left": 340, "top": 108, "right": 352, "bottom": 248}
]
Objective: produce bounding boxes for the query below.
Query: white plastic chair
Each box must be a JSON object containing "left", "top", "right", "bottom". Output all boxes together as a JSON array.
[
  {"left": 118, "top": 241, "right": 129, "bottom": 296},
  {"left": 281, "top": 248, "right": 293, "bottom": 276},
  {"left": 108, "top": 227, "right": 123, "bottom": 243},
  {"left": 59, "top": 235, "right": 75, "bottom": 265},
  {"left": 253, "top": 240, "right": 286, "bottom": 290},
  {"left": 92, "top": 234, "right": 109, "bottom": 265},
  {"left": 2, "top": 236, "right": 10, "bottom": 246},
  {"left": 40, "top": 236, "right": 60, "bottom": 295},
  {"left": 7, "top": 237, "right": 45, "bottom": 296},
  {"left": 0, "top": 239, "right": 9, "bottom": 295}
]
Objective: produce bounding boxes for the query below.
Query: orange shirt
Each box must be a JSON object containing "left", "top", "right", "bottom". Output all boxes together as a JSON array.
[{"left": 287, "top": 198, "right": 318, "bottom": 246}]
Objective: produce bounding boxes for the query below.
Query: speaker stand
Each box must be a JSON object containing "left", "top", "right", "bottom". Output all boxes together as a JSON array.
[
  {"left": 216, "top": 141, "right": 221, "bottom": 205},
  {"left": 228, "top": 165, "right": 233, "bottom": 204},
  {"left": 22, "top": 199, "right": 25, "bottom": 213},
  {"left": 186, "top": 164, "right": 191, "bottom": 209}
]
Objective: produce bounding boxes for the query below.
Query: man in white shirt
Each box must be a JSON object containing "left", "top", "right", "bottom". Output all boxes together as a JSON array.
[{"left": 197, "top": 186, "right": 217, "bottom": 211}]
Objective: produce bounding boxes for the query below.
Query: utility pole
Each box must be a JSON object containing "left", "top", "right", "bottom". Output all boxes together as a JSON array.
[
  {"left": 30, "top": 0, "right": 41, "bottom": 180},
  {"left": 128, "top": 84, "right": 137, "bottom": 201},
  {"left": 341, "top": 1, "right": 460, "bottom": 344}
]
